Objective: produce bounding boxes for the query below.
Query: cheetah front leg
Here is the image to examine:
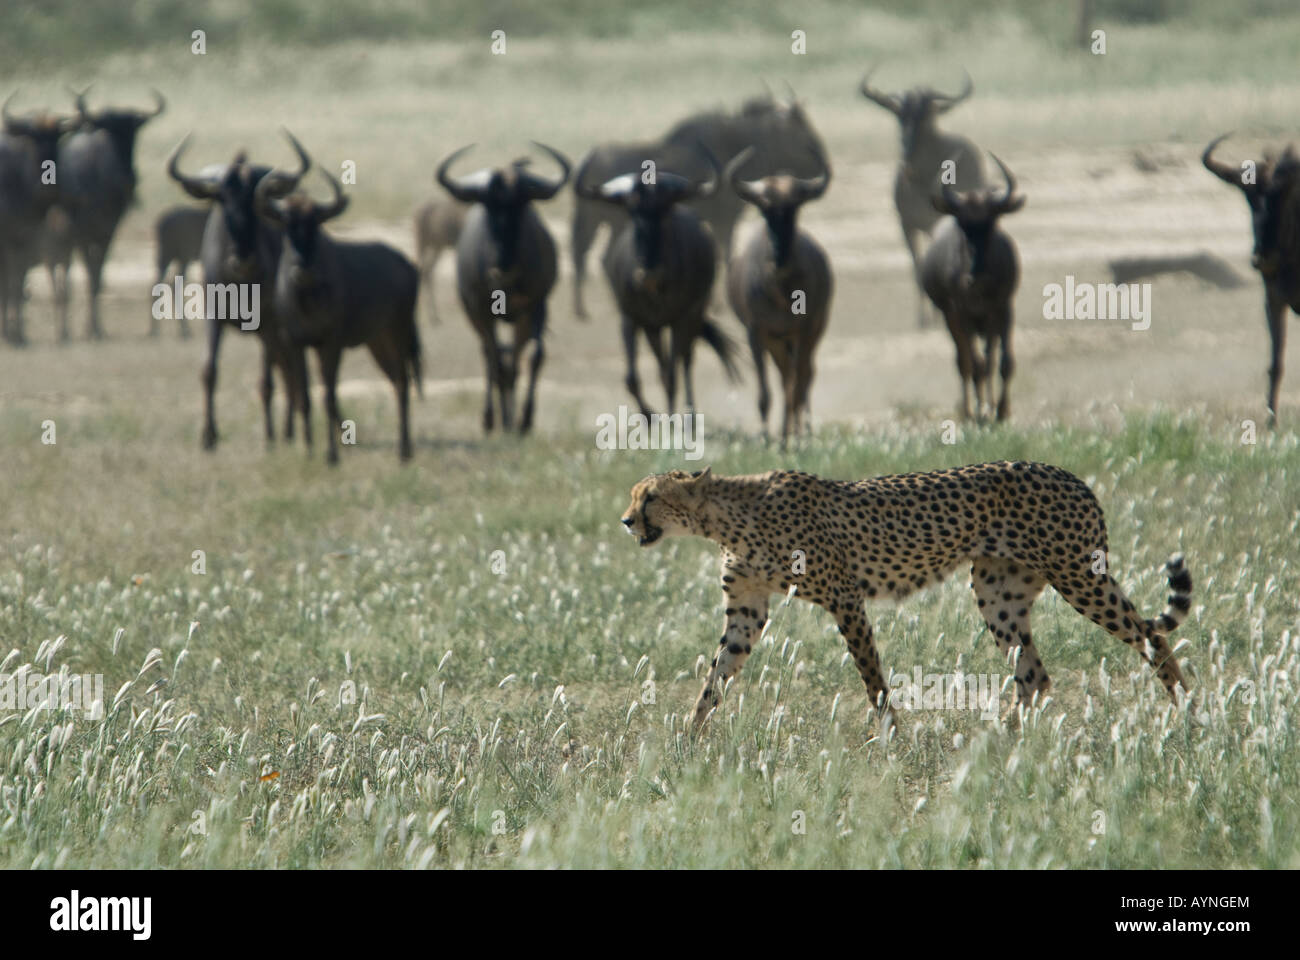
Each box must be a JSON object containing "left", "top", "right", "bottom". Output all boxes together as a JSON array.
[
  {"left": 834, "top": 606, "right": 894, "bottom": 726},
  {"left": 691, "top": 591, "right": 769, "bottom": 728}
]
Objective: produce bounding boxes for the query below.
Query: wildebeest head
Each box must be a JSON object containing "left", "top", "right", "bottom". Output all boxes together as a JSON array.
[
  {"left": 2, "top": 91, "right": 76, "bottom": 169},
  {"left": 576, "top": 147, "right": 719, "bottom": 275},
  {"left": 1203, "top": 133, "right": 1300, "bottom": 279},
  {"left": 931, "top": 154, "right": 1024, "bottom": 283},
  {"left": 254, "top": 163, "right": 349, "bottom": 288},
  {"left": 726, "top": 145, "right": 830, "bottom": 268},
  {"left": 860, "top": 68, "right": 973, "bottom": 161},
  {"left": 168, "top": 129, "right": 310, "bottom": 278},
  {"left": 436, "top": 142, "right": 570, "bottom": 275},
  {"left": 72, "top": 87, "right": 165, "bottom": 172}
]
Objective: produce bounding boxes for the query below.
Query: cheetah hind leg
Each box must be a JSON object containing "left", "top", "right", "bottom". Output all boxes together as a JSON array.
[{"left": 970, "top": 558, "right": 1049, "bottom": 719}]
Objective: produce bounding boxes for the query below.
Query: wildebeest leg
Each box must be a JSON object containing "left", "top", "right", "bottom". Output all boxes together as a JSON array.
[
  {"left": 0, "top": 254, "right": 21, "bottom": 345},
  {"left": 288, "top": 346, "right": 312, "bottom": 452},
  {"left": 675, "top": 323, "right": 697, "bottom": 414},
  {"left": 571, "top": 202, "right": 600, "bottom": 320},
  {"left": 795, "top": 330, "right": 816, "bottom": 436},
  {"left": 767, "top": 336, "right": 794, "bottom": 447},
  {"left": 622, "top": 314, "right": 654, "bottom": 418},
  {"left": 82, "top": 240, "right": 107, "bottom": 339},
  {"left": 150, "top": 256, "right": 169, "bottom": 337},
  {"left": 316, "top": 343, "right": 344, "bottom": 465},
  {"left": 200, "top": 319, "right": 225, "bottom": 450},
  {"left": 1265, "top": 289, "right": 1287, "bottom": 427},
  {"left": 902, "top": 226, "right": 932, "bottom": 328},
  {"left": 366, "top": 333, "right": 413, "bottom": 461},
  {"left": 951, "top": 324, "right": 975, "bottom": 421},
  {"left": 259, "top": 344, "right": 276, "bottom": 446},
  {"left": 747, "top": 325, "right": 770, "bottom": 437},
  {"left": 475, "top": 326, "right": 500, "bottom": 432},
  {"left": 996, "top": 322, "right": 1014, "bottom": 422},
  {"left": 177, "top": 263, "right": 193, "bottom": 339},
  {"left": 519, "top": 304, "right": 546, "bottom": 434},
  {"left": 47, "top": 258, "right": 69, "bottom": 343},
  {"left": 663, "top": 325, "right": 681, "bottom": 414}
]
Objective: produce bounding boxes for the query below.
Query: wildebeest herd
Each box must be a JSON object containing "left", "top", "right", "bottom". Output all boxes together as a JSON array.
[{"left": 1, "top": 73, "right": 1297, "bottom": 461}]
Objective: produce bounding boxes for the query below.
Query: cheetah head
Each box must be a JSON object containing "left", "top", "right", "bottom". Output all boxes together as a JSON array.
[{"left": 621, "top": 468, "right": 712, "bottom": 546}]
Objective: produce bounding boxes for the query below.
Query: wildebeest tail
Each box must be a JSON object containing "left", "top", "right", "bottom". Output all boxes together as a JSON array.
[{"left": 700, "top": 317, "right": 741, "bottom": 383}]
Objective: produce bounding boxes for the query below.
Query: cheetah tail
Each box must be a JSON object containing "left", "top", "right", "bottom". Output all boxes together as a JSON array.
[{"left": 1148, "top": 553, "right": 1192, "bottom": 637}]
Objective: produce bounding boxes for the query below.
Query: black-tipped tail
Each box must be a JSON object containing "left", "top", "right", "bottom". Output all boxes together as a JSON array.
[
  {"left": 699, "top": 318, "right": 741, "bottom": 383},
  {"left": 1150, "top": 553, "right": 1192, "bottom": 636}
]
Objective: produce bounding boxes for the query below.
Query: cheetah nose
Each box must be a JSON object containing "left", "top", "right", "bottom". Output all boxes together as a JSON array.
[{"left": 621, "top": 517, "right": 634, "bottom": 527}]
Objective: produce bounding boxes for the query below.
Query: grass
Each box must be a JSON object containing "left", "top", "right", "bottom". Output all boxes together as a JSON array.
[{"left": 1, "top": 409, "right": 1296, "bottom": 868}]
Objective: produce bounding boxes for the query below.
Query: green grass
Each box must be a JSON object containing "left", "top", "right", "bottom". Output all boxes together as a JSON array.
[{"left": 1, "top": 409, "right": 1296, "bottom": 868}]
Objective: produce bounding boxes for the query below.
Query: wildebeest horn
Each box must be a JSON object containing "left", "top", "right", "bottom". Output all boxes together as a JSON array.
[
  {"left": 2, "top": 90, "right": 19, "bottom": 128},
  {"left": 795, "top": 147, "right": 832, "bottom": 201},
  {"left": 724, "top": 146, "right": 765, "bottom": 205},
  {"left": 934, "top": 182, "right": 961, "bottom": 215},
  {"left": 315, "top": 169, "right": 349, "bottom": 223},
  {"left": 686, "top": 140, "right": 721, "bottom": 199},
  {"left": 147, "top": 88, "right": 166, "bottom": 118},
  {"left": 436, "top": 145, "right": 493, "bottom": 203},
  {"left": 255, "top": 129, "right": 314, "bottom": 200},
  {"left": 987, "top": 152, "right": 1019, "bottom": 206},
  {"left": 1202, "top": 133, "right": 1242, "bottom": 187},
  {"left": 782, "top": 79, "right": 797, "bottom": 104},
  {"left": 520, "top": 141, "right": 571, "bottom": 200},
  {"left": 167, "top": 133, "right": 223, "bottom": 200},
  {"left": 68, "top": 84, "right": 92, "bottom": 120},
  {"left": 859, "top": 66, "right": 900, "bottom": 115},
  {"left": 253, "top": 167, "right": 288, "bottom": 224},
  {"left": 934, "top": 71, "right": 974, "bottom": 112}
]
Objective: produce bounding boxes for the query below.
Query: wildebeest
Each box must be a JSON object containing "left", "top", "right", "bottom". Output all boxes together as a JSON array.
[
  {"left": 920, "top": 154, "right": 1024, "bottom": 422},
  {"left": 413, "top": 195, "right": 467, "bottom": 325},
  {"left": 52, "top": 88, "right": 165, "bottom": 338},
  {"left": 256, "top": 166, "right": 422, "bottom": 464},
  {"left": 570, "top": 92, "right": 826, "bottom": 319},
  {"left": 150, "top": 204, "right": 210, "bottom": 338},
  {"left": 0, "top": 93, "right": 71, "bottom": 345},
  {"left": 167, "top": 131, "right": 311, "bottom": 449},
  {"left": 576, "top": 153, "right": 739, "bottom": 416},
  {"left": 724, "top": 146, "right": 833, "bottom": 444},
  {"left": 437, "top": 142, "right": 570, "bottom": 434},
  {"left": 1203, "top": 134, "right": 1300, "bottom": 425},
  {"left": 860, "top": 68, "right": 985, "bottom": 328}
]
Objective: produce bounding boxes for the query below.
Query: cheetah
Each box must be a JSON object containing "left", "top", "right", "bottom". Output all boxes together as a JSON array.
[{"left": 619, "top": 461, "right": 1193, "bottom": 727}]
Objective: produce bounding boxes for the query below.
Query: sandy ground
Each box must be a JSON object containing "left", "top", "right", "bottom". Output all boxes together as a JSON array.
[{"left": 2, "top": 142, "right": 1284, "bottom": 444}]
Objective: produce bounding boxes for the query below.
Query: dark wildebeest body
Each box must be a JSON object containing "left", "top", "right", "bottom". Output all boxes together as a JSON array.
[
  {"left": 0, "top": 94, "right": 70, "bottom": 345},
  {"left": 920, "top": 155, "right": 1024, "bottom": 422},
  {"left": 724, "top": 147, "right": 833, "bottom": 444},
  {"left": 167, "top": 132, "right": 311, "bottom": 449},
  {"left": 151, "top": 205, "right": 209, "bottom": 337},
  {"left": 570, "top": 94, "right": 826, "bottom": 318},
  {"left": 53, "top": 89, "right": 164, "bottom": 339},
  {"left": 1203, "top": 134, "right": 1300, "bottom": 425},
  {"left": 860, "top": 69, "right": 985, "bottom": 328},
  {"left": 438, "top": 143, "right": 570, "bottom": 434},
  {"left": 257, "top": 167, "right": 422, "bottom": 464},
  {"left": 578, "top": 159, "right": 739, "bottom": 415},
  {"left": 413, "top": 196, "right": 467, "bottom": 325}
]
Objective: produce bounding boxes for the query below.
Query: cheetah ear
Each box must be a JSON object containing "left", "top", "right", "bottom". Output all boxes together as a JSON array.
[{"left": 689, "top": 467, "right": 712, "bottom": 482}]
